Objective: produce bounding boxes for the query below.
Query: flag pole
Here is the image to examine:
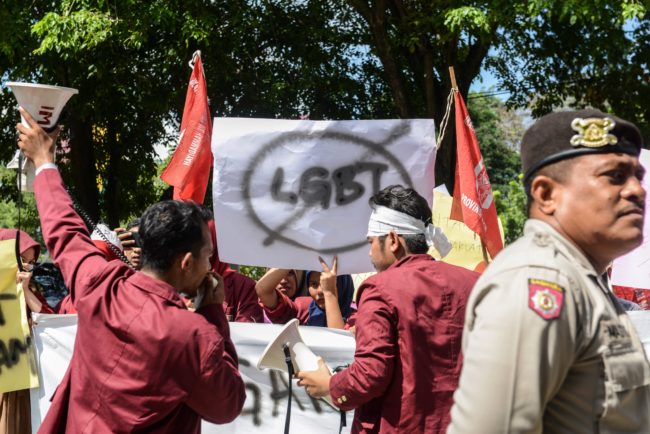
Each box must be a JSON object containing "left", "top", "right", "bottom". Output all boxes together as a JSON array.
[
  {"left": 436, "top": 68, "right": 458, "bottom": 149},
  {"left": 448, "top": 66, "right": 458, "bottom": 90}
]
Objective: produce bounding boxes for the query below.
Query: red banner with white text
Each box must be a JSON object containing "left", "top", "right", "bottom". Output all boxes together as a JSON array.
[
  {"left": 161, "top": 53, "right": 212, "bottom": 203},
  {"left": 450, "top": 91, "right": 503, "bottom": 259}
]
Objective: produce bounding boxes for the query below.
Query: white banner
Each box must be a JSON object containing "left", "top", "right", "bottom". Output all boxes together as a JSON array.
[
  {"left": 29, "top": 314, "right": 356, "bottom": 433},
  {"left": 211, "top": 118, "right": 437, "bottom": 274}
]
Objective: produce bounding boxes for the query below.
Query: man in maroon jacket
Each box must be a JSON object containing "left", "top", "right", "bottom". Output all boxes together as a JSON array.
[
  {"left": 17, "top": 108, "right": 245, "bottom": 433},
  {"left": 297, "top": 185, "right": 478, "bottom": 434}
]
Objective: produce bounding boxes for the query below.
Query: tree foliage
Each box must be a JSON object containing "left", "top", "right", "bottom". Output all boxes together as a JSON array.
[
  {"left": 1, "top": 0, "right": 372, "bottom": 228},
  {"left": 493, "top": 174, "right": 527, "bottom": 244},
  {"left": 467, "top": 94, "right": 526, "bottom": 244},
  {"left": 1, "top": 0, "right": 646, "bottom": 238}
]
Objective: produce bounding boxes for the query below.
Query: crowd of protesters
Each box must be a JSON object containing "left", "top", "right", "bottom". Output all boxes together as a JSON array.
[{"left": 1, "top": 105, "right": 649, "bottom": 434}]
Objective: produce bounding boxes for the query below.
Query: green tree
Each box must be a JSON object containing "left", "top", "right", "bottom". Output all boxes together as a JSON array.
[
  {"left": 493, "top": 174, "right": 527, "bottom": 244},
  {"left": 238, "top": 265, "right": 267, "bottom": 282},
  {"left": 495, "top": 3, "right": 650, "bottom": 142},
  {"left": 1, "top": 0, "right": 646, "bottom": 231},
  {"left": 467, "top": 94, "right": 522, "bottom": 188},
  {"left": 0, "top": 167, "right": 45, "bottom": 248},
  {"left": 1, "top": 1, "right": 371, "bottom": 227},
  {"left": 343, "top": 0, "right": 647, "bottom": 187}
]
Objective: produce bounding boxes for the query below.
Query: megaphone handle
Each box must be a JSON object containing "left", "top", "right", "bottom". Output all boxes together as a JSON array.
[
  {"left": 15, "top": 152, "right": 24, "bottom": 272},
  {"left": 282, "top": 343, "right": 293, "bottom": 434},
  {"left": 64, "top": 187, "right": 135, "bottom": 270}
]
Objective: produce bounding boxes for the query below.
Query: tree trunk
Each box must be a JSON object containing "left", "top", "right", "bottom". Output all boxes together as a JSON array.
[
  {"left": 68, "top": 113, "right": 100, "bottom": 224},
  {"left": 349, "top": 0, "right": 412, "bottom": 117},
  {"left": 105, "top": 120, "right": 120, "bottom": 228}
]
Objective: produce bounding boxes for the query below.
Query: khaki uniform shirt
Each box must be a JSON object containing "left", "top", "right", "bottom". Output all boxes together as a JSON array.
[{"left": 447, "top": 219, "right": 650, "bottom": 434}]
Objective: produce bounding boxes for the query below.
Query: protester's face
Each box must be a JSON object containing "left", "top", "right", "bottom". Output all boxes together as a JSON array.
[
  {"left": 368, "top": 235, "right": 393, "bottom": 272},
  {"left": 20, "top": 247, "right": 37, "bottom": 271},
  {"left": 553, "top": 153, "right": 645, "bottom": 264},
  {"left": 276, "top": 270, "right": 298, "bottom": 299},
  {"left": 308, "top": 272, "right": 325, "bottom": 309},
  {"left": 185, "top": 224, "right": 214, "bottom": 296},
  {"left": 123, "top": 226, "right": 142, "bottom": 270}
]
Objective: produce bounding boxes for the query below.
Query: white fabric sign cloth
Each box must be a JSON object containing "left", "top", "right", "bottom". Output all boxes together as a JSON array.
[
  {"left": 629, "top": 311, "right": 650, "bottom": 357},
  {"left": 211, "top": 118, "right": 437, "bottom": 274},
  {"left": 612, "top": 149, "right": 650, "bottom": 289},
  {"left": 29, "top": 314, "right": 355, "bottom": 433}
]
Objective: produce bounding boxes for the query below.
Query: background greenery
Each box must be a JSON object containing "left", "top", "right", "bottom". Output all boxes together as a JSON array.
[{"left": 1, "top": 0, "right": 647, "bottom": 270}]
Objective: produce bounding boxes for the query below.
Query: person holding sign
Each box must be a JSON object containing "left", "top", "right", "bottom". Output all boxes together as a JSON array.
[
  {"left": 16, "top": 108, "right": 245, "bottom": 433},
  {"left": 447, "top": 110, "right": 650, "bottom": 433},
  {"left": 297, "top": 185, "right": 478, "bottom": 433},
  {"left": 0, "top": 229, "right": 44, "bottom": 434}
]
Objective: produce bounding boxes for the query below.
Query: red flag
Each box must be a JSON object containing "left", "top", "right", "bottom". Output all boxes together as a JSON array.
[
  {"left": 450, "top": 90, "right": 504, "bottom": 258},
  {"left": 161, "top": 53, "right": 212, "bottom": 203}
]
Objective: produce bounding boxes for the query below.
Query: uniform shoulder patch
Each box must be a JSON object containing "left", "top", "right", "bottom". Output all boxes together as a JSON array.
[{"left": 528, "top": 279, "right": 564, "bottom": 320}]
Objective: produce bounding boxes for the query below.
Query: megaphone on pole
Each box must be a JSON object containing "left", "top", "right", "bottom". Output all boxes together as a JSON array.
[
  {"left": 5, "top": 82, "right": 78, "bottom": 191},
  {"left": 257, "top": 319, "right": 333, "bottom": 405}
]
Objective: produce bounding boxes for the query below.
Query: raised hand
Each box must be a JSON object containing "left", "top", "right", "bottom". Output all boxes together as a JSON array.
[
  {"left": 16, "top": 107, "right": 60, "bottom": 168},
  {"left": 318, "top": 255, "right": 338, "bottom": 298}
]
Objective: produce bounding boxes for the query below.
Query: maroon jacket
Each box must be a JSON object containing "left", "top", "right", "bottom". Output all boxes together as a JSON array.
[
  {"left": 262, "top": 289, "right": 312, "bottom": 324},
  {"left": 329, "top": 254, "right": 478, "bottom": 434},
  {"left": 0, "top": 228, "right": 41, "bottom": 259},
  {"left": 223, "top": 272, "right": 264, "bottom": 323},
  {"left": 207, "top": 219, "right": 263, "bottom": 323},
  {"left": 34, "top": 168, "right": 245, "bottom": 433}
]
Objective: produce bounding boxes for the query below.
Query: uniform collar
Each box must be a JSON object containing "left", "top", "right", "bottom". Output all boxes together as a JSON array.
[
  {"left": 127, "top": 272, "right": 188, "bottom": 309},
  {"left": 525, "top": 219, "right": 599, "bottom": 277}
]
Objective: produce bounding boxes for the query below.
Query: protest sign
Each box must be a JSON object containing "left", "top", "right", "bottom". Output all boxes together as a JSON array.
[
  {"left": 0, "top": 239, "right": 39, "bottom": 393},
  {"left": 30, "top": 315, "right": 355, "bottom": 433},
  {"left": 211, "top": 118, "right": 437, "bottom": 274},
  {"left": 430, "top": 187, "right": 492, "bottom": 271},
  {"left": 612, "top": 149, "right": 650, "bottom": 289}
]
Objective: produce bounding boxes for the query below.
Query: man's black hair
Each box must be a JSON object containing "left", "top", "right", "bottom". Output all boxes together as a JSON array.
[
  {"left": 139, "top": 201, "right": 209, "bottom": 273},
  {"left": 198, "top": 206, "right": 214, "bottom": 221},
  {"left": 126, "top": 218, "right": 141, "bottom": 231},
  {"left": 369, "top": 185, "right": 431, "bottom": 254}
]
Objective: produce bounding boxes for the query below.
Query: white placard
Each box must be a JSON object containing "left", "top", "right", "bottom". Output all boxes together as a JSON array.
[
  {"left": 211, "top": 118, "right": 437, "bottom": 274},
  {"left": 30, "top": 315, "right": 356, "bottom": 433},
  {"left": 612, "top": 149, "right": 650, "bottom": 289}
]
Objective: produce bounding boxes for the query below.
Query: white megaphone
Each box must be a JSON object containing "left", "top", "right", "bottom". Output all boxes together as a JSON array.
[
  {"left": 5, "top": 82, "right": 78, "bottom": 192},
  {"left": 257, "top": 319, "right": 333, "bottom": 404}
]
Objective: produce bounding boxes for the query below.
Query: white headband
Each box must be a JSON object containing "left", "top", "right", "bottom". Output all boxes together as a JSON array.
[{"left": 367, "top": 206, "right": 452, "bottom": 258}]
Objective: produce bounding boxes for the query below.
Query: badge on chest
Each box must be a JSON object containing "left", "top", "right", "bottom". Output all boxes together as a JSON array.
[{"left": 528, "top": 279, "right": 565, "bottom": 320}]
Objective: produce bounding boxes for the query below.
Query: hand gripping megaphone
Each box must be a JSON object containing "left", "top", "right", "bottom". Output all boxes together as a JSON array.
[
  {"left": 258, "top": 319, "right": 333, "bottom": 404},
  {"left": 5, "top": 82, "right": 78, "bottom": 191}
]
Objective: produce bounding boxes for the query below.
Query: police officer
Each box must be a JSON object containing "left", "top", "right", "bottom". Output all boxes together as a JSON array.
[{"left": 447, "top": 110, "right": 650, "bottom": 434}]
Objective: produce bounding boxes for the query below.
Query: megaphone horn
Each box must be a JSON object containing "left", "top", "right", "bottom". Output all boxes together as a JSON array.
[
  {"left": 5, "top": 82, "right": 78, "bottom": 192},
  {"left": 258, "top": 319, "right": 329, "bottom": 374},
  {"left": 258, "top": 319, "right": 335, "bottom": 406},
  {"left": 6, "top": 82, "right": 78, "bottom": 132}
]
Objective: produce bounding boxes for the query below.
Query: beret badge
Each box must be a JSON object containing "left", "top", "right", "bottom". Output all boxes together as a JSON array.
[{"left": 570, "top": 117, "right": 618, "bottom": 148}]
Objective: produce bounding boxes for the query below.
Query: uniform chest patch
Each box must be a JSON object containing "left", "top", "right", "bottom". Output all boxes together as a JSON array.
[{"left": 528, "top": 279, "right": 565, "bottom": 320}]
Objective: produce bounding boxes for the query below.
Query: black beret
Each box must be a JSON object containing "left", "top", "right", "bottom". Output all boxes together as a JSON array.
[{"left": 521, "top": 109, "right": 642, "bottom": 184}]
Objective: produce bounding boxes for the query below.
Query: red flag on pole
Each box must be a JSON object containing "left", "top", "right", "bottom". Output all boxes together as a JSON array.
[
  {"left": 450, "top": 90, "right": 504, "bottom": 259},
  {"left": 161, "top": 51, "right": 212, "bottom": 203}
]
